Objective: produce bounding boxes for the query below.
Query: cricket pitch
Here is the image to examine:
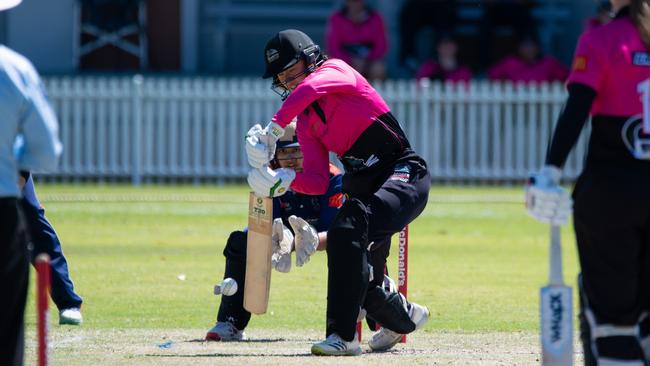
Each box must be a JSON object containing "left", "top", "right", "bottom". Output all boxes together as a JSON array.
[{"left": 24, "top": 328, "right": 583, "bottom": 365}]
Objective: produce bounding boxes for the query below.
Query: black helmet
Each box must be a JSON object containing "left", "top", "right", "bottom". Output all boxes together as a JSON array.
[{"left": 263, "top": 29, "right": 321, "bottom": 79}]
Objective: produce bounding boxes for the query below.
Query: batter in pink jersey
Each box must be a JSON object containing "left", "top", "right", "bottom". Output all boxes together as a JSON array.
[
  {"left": 245, "top": 29, "right": 430, "bottom": 356},
  {"left": 526, "top": 1, "right": 650, "bottom": 364}
]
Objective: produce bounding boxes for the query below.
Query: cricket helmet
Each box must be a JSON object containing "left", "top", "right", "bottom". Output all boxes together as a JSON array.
[{"left": 262, "top": 29, "right": 322, "bottom": 79}]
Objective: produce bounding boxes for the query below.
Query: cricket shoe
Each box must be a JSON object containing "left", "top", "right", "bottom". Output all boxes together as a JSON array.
[
  {"left": 205, "top": 322, "right": 246, "bottom": 341},
  {"left": 59, "top": 308, "right": 83, "bottom": 325},
  {"left": 368, "top": 301, "right": 429, "bottom": 352},
  {"left": 311, "top": 333, "right": 362, "bottom": 356}
]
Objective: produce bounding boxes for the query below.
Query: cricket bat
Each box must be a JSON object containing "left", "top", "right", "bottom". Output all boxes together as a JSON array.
[
  {"left": 244, "top": 192, "right": 273, "bottom": 314},
  {"left": 540, "top": 225, "right": 573, "bottom": 366}
]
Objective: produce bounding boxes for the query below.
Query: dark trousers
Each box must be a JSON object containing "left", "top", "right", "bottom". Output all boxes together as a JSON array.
[
  {"left": 573, "top": 166, "right": 650, "bottom": 362},
  {"left": 22, "top": 174, "right": 82, "bottom": 310},
  {"left": 326, "top": 157, "right": 431, "bottom": 341},
  {"left": 216, "top": 231, "right": 251, "bottom": 331},
  {"left": 0, "top": 198, "right": 29, "bottom": 366}
]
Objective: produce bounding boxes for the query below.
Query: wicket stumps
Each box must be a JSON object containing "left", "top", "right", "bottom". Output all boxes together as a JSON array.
[
  {"left": 357, "top": 225, "right": 409, "bottom": 343},
  {"left": 397, "top": 225, "right": 408, "bottom": 343},
  {"left": 35, "top": 253, "right": 50, "bottom": 366}
]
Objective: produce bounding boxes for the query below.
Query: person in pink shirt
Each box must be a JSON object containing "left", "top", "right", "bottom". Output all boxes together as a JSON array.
[
  {"left": 325, "top": 0, "right": 387, "bottom": 80},
  {"left": 526, "top": 0, "right": 650, "bottom": 364},
  {"left": 488, "top": 35, "right": 569, "bottom": 84},
  {"left": 245, "top": 29, "right": 430, "bottom": 356},
  {"left": 415, "top": 34, "right": 472, "bottom": 83}
]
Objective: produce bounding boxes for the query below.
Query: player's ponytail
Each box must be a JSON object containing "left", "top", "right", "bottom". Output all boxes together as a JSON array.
[{"left": 631, "top": 0, "right": 650, "bottom": 49}]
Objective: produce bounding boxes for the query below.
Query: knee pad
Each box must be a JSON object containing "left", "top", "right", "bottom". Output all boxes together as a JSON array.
[
  {"left": 579, "top": 276, "right": 645, "bottom": 365},
  {"left": 327, "top": 197, "right": 369, "bottom": 255},
  {"left": 223, "top": 230, "right": 247, "bottom": 261}
]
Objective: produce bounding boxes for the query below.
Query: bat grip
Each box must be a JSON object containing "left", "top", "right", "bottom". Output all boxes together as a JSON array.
[{"left": 549, "top": 225, "right": 564, "bottom": 285}]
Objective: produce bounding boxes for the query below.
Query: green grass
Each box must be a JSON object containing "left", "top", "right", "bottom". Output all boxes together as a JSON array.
[{"left": 25, "top": 184, "right": 579, "bottom": 334}]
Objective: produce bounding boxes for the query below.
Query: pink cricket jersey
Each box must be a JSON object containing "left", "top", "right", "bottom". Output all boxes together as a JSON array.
[
  {"left": 325, "top": 9, "right": 387, "bottom": 64},
  {"left": 271, "top": 59, "right": 391, "bottom": 194},
  {"left": 488, "top": 56, "right": 569, "bottom": 84},
  {"left": 568, "top": 15, "right": 650, "bottom": 117}
]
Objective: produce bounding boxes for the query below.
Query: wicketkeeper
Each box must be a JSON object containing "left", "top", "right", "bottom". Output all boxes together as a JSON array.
[{"left": 206, "top": 121, "right": 344, "bottom": 341}]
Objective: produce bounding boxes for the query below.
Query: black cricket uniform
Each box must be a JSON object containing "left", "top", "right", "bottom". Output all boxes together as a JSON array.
[{"left": 545, "top": 7, "right": 650, "bottom": 364}]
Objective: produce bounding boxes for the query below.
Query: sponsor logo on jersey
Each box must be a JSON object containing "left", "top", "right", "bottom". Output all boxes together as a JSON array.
[
  {"left": 573, "top": 56, "right": 587, "bottom": 71},
  {"left": 633, "top": 52, "right": 650, "bottom": 67},
  {"left": 389, "top": 164, "right": 411, "bottom": 183}
]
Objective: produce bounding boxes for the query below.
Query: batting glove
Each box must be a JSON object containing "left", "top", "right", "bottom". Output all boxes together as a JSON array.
[
  {"left": 245, "top": 122, "right": 284, "bottom": 168},
  {"left": 271, "top": 218, "right": 293, "bottom": 273},
  {"left": 288, "top": 215, "right": 319, "bottom": 267},
  {"left": 247, "top": 167, "right": 295, "bottom": 198},
  {"left": 525, "top": 165, "right": 572, "bottom": 225}
]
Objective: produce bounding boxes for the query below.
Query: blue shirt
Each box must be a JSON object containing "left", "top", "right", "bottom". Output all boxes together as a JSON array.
[
  {"left": 273, "top": 173, "right": 343, "bottom": 232},
  {"left": 0, "top": 45, "right": 61, "bottom": 197}
]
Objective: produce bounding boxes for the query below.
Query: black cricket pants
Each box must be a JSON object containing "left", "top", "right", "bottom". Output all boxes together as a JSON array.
[
  {"left": 573, "top": 166, "right": 650, "bottom": 327},
  {"left": 326, "top": 157, "right": 430, "bottom": 341}
]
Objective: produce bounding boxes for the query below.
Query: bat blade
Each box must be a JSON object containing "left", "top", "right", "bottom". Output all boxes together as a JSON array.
[
  {"left": 541, "top": 285, "right": 573, "bottom": 365},
  {"left": 541, "top": 225, "right": 573, "bottom": 366},
  {"left": 244, "top": 192, "right": 273, "bottom": 315}
]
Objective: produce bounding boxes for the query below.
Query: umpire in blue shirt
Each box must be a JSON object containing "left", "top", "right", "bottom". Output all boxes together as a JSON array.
[{"left": 0, "top": 0, "right": 62, "bottom": 363}]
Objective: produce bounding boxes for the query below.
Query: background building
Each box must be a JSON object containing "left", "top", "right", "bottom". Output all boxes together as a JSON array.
[{"left": 0, "top": 0, "right": 598, "bottom": 77}]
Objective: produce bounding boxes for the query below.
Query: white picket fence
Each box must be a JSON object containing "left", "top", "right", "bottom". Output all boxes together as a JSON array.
[{"left": 42, "top": 76, "right": 589, "bottom": 184}]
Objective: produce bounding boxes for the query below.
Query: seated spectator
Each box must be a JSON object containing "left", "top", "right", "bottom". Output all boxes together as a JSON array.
[
  {"left": 415, "top": 34, "right": 472, "bottom": 83},
  {"left": 585, "top": 0, "right": 612, "bottom": 30},
  {"left": 488, "top": 35, "right": 568, "bottom": 84},
  {"left": 399, "top": 0, "right": 457, "bottom": 73},
  {"left": 326, "top": 0, "right": 387, "bottom": 80}
]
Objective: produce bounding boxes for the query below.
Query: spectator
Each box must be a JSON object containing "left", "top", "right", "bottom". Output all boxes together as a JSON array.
[
  {"left": 488, "top": 34, "right": 568, "bottom": 83},
  {"left": 399, "top": 0, "right": 457, "bottom": 73},
  {"left": 415, "top": 34, "right": 472, "bottom": 83},
  {"left": 325, "top": 0, "right": 387, "bottom": 80},
  {"left": 585, "top": 0, "right": 613, "bottom": 30}
]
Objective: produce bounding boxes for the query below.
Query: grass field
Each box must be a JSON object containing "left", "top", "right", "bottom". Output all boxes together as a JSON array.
[{"left": 22, "top": 184, "right": 582, "bottom": 365}]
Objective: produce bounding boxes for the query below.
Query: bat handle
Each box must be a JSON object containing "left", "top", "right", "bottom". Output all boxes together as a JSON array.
[{"left": 549, "top": 225, "right": 564, "bottom": 285}]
